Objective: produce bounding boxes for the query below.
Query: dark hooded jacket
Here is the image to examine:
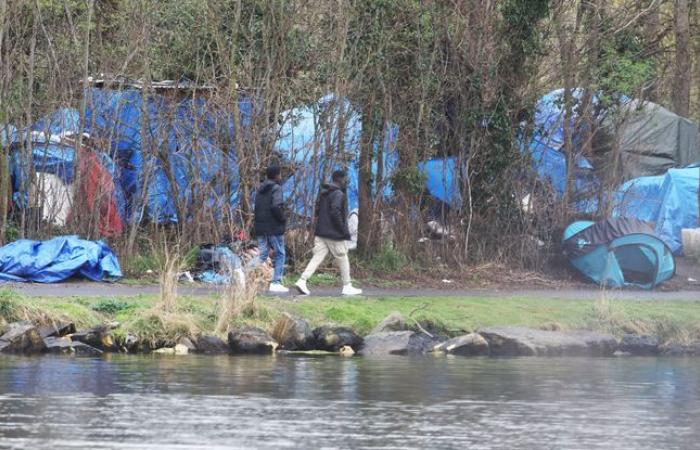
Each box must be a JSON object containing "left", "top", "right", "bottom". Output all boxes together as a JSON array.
[
  {"left": 254, "top": 179, "right": 286, "bottom": 236},
  {"left": 315, "top": 182, "right": 350, "bottom": 241}
]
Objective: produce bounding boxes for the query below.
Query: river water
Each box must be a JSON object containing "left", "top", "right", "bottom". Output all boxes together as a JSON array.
[{"left": 0, "top": 354, "right": 698, "bottom": 449}]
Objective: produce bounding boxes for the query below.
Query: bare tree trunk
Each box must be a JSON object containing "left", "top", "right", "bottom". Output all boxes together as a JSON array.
[
  {"left": 228, "top": 0, "right": 249, "bottom": 230},
  {"left": 126, "top": 2, "right": 152, "bottom": 257},
  {"left": 357, "top": 102, "right": 375, "bottom": 256},
  {"left": 0, "top": 0, "right": 8, "bottom": 244},
  {"left": 21, "top": 5, "right": 39, "bottom": 237},
  {"left": 73, "top": 0, "right": 94, "bottom": 233},
  {"left": 695, "top": 1, "right": 700, "bottom": 122},
  {"left": 557, "top": 22, "right": 576, "bottom": 216},
  {"left": 642, "top": 0, "right": 661, "bottom": 102},
  {"left": 672, "top": 0, "right": 690, "bottom": 117},
  {"left": 579, "top": 0, "right": 602, "bottom": 160}
]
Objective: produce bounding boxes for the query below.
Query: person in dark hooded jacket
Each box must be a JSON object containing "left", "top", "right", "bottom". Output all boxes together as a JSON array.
[
  {"left": 254, "top": 165, "right": 288, "bottom": 293},
  {"left": 295, "top": 170, "right": 362, "bottom": 296}
]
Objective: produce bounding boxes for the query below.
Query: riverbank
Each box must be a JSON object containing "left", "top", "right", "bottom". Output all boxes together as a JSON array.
[{"left": 2, "top": 285, "right": 700, "bottom": 357}]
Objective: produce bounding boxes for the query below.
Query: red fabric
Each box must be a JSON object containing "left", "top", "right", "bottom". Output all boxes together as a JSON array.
[{"left": 77, "top": 149, "right": 124, "bottom": 237}]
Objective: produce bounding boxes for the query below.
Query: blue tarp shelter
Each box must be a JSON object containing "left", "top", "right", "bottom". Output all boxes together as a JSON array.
[
  {"left": 7, "top": 88, "right": 252, "bottom": 227},
  {"left": 614, "top": 167, "right": 700, "bottom": 255},
  {"left": 527, "top": 89, "right": 700, "bottom": 212},
  {"left": 525, "top": 89, "right": 602, "bottom": 212},
  {"left": 417, "top": 157, "right": 461, "bottom": 208},
  {"left": 563, "top": 218, "right": 675, "bottom": 289},
  {"left": 9, "top": 120, "right": 127, "bottom": 231},
  {"left": 83, "top": 88, "right": 253, "bottom": 223},
  {"left": 277, "top": 94, "right": 398, "bottom": 217},
  {"left": 0, "top": 235, "right": 122, "bottom": 283}
]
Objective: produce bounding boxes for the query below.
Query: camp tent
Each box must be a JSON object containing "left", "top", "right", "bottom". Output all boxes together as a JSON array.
[
  {"left": 527, "top": 89, "right": 700, "bottom": 209},
  {"left": 83, "top": 88, "right": 251, "bottom": 223},
  {"left": 563, "top": 218, "right": 675, "bottom": 289},
  {"left": 614, "top": 166, "right": 699, "bottom": 255},
  {"left": 524, "top": 89, "right": 603, "bottom": 212},
  {"left": 603, "top": 100, "right": 700, "bottom": 179},
  {"left": 417, "top": 157, "right": 462, "bottom": 208},
  {"left": 277, "top": 94, "right": 398, "bottom": 218},
  {"left": 9, "top": 131, "right": 126, "bottom": 237}
]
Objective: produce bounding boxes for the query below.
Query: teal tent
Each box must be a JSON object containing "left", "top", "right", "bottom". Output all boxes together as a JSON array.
[{"left": 563, "top": 218, "right": 675, "bottom": 289}]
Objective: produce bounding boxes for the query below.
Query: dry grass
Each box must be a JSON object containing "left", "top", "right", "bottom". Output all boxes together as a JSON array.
[
  {"left": 156, "top": 243, "right": 184, "bottom": 313},
  {"left": 271, "top": 313, "right": 296, "bottom": 344},
  {"left": 124, "top": 311, "right": 201, "bottom": 347},
  {"left": 214, "top": 262, "right": 270, "bottom": 335},
  {"left": 588, "top": 292, "right": 700, "bottom": 345}
]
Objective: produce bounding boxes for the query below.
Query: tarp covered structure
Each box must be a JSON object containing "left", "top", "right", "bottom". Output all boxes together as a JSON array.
[
  {"left": 526, "top": 89, "right": 700, "bottom": 209},
  {"left": 277, "top": 94, "right": 398, "bottom": 218},
  {"left": 83, "top": 88, "right": 253, "bottom": 223},
  {"left": 563, "top": 218, "right": 675, "bottom": 289},
  {"left": 277, "top": 94, "right": 466, "bottom": 219},
  {"left": 9, "top": 130, "right": 126, "bottom": 236},
  {"left": 614, "top": 167, "right": 700, "bottom": 254},
  {"left": 7, "top": 89, "right": 254, "bottom": 228},
  {"left": 417, "top": 157, "right": 462, "bottom": 208},
  {"left": 525, "top": 89, "right": 602, "bottom": 212},
  {"left": 0, "top": 235, "right": 122, "bottom": 283},
  {"left": 603, "top": 100, "right": 700, "bottom": 179}
]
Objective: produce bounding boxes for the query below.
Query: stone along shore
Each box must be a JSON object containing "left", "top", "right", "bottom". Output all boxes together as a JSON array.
[{"left": 0, "top": 311, "right": 694, "bottom": 358}]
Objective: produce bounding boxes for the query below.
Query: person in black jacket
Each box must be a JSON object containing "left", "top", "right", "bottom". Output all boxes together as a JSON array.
[
  {"left": 254, "top": 165, "right": 288, "bottom": 293},
  {"left": 295, "top": 170, "right": 362, "bottom": 296}
]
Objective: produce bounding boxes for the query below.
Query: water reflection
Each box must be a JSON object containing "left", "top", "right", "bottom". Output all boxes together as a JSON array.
[{"left": 0, "top": 355, "right": 699, "bottom": 449}]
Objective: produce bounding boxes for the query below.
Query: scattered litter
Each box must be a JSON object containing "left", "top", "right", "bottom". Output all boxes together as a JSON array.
[
  {"left": 146, "top": 269, "right": 154, "bottom": 274},
  {"left": 689, "top": 277, "right": 698, "bottom": 283},
  {"left": 442, "top": 279, "right": 454, "bottom": 284},
  {"left": 178, "top": 271, "right": 195, "bottom": 283}
]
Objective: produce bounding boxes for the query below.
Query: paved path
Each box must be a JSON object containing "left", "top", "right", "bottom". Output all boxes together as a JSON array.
[{"left": 3, "top": 281, "right": 700, "bottom": 301}]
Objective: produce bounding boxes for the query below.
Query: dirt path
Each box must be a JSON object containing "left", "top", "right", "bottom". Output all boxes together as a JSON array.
[{"left": 3, "top": 281, "right": 700, "bottom": 301}]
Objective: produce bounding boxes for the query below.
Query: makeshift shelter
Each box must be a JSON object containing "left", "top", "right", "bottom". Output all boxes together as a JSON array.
[
  {"left": 525, "top": 89, "right": 603, "bottom": 213},
  {"left": 603, "top": 100, "right": 700, "bottom": 179},
  {"left": 527, "top": 89, "right": 700, "bottom": 210},
  {"left": 563, "top": 218, "right": 675, "bottom": 289},
  {"left": 0, "top": 235, "right": 122, "bottom": 283},
  {"left": 614, "top": 167, "right": 700, "bottom": 254},
  {"left": 417, "top": 157, "right": 462, "bottom": 208},
  {"left": 9, "top": 131, "right": 125, "bottom": 237},
  {"left": 277, "top": 94, "right": 398, "bottom": 218},
  {"left": 83, "top": 88, "right": 252, "bottom": 223}
]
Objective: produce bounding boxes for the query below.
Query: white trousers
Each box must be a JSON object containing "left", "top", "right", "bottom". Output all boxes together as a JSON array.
[{"left": 300, "top": 237, "right": 351, "bottom": 285}]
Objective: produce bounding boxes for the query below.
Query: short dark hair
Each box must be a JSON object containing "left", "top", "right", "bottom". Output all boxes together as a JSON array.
[
  {"left": 266, "top": 165, "right": 281, "bottom": 180},
  {"left": 331, "top": 169, "right": 346, "bottom": 182}
]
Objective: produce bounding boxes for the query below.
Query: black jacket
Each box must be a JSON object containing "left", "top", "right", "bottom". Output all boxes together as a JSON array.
[
  {"left": 315, "top": 183, "right": 350, "bottom": 241},
  {"left": 254, "top": 179, "right": 286, "bottom": 236}
]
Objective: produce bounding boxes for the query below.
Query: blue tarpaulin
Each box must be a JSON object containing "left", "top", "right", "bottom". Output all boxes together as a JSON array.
[
  {"left": 8, "top": 87, "right": 250, "bottom": 227},
  {"left": 83, "top": 88, "right": 252, "bottom": 223},
  {"left": 614, "top": 167, "right": 699, "bottom": 255},
  {"left": 0, "top": 236, "right": 122, "bottom": 283},
  {"left": 524, "top": 89, "right": 602, "bottom": 212},
  {"left": 277, "top": 94, "right": 399, "bottom": 217},
  {"left": 417, "top": 157, "right": 461, "bottom": 208},
  {"left": 9, "top": 128, "right": 127, "bottom": 229}
]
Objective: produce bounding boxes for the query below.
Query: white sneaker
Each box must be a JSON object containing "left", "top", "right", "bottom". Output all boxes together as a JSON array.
[
  {"left": 342, "top": 284, "right": 363, "bottom": 296},
  {"left": 269, "top": 283, "right": 289, "bottom": 294},
  {"left": 295, "top": 279, "right": 310, "bottom": 295}
]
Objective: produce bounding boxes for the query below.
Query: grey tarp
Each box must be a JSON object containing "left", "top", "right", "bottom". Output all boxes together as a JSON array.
[{"left": 609, "top": 100, "right": 699, "bottom": 179}]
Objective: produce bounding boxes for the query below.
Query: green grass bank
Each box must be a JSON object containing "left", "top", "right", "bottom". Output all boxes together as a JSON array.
[{"left": 2, "top": 287, "right": 700, "bottom": 346}]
